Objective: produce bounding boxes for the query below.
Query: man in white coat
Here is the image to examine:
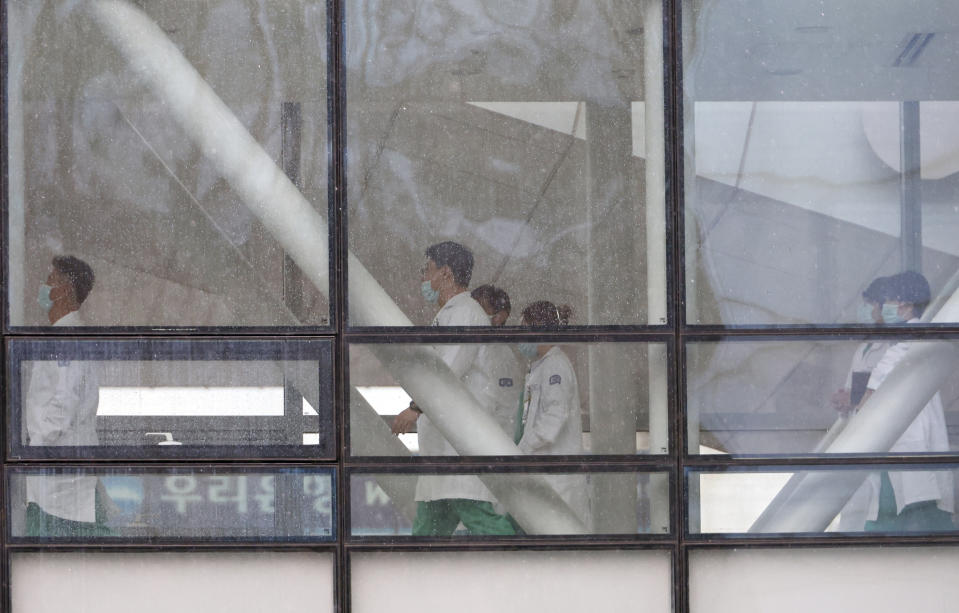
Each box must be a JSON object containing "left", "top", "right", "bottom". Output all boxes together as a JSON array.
[
  {"left": 25, "top": 255, "right": 107, "bottom": 536},
  {"left": 391, "top": 242, "right": 516, "bottom": 535},
  {"left": 857, "top": 271, "right": 954, "bottom": 532}
]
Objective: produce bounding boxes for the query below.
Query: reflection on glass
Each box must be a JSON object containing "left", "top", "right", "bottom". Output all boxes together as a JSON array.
[
  {"left": 347, "top": 2, "right": 665, "bottom": 326},
  {"left": 688, "top": 338, "right": 959, "bottom": 456},
  {"left": 350, "top": 472, "right": 669, "bottom": 536},
  {"left": 690, "top": 466, "right": 956, "bottom": 535},
  {"left": 684, "top": 1, "right": 959, "bottom": 326},
  {"left": 8, "top": 339, "right": 332, "bottom": 455},
  {"left": 349, "top": 342, "right": 666, "bottom": 456},
  {"left": 9, "top": 468, "right": 334, "bottom": 540},
  {"left": 11, "top": 551, "right": 335, "bottom": 613},
  {"left": 7, "top": 0, "right": 329, "bottom": 327}
]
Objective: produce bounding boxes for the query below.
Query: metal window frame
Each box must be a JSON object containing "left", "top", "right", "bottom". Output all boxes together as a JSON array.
[
  {"left": 4, "top": 463, "right": 337, "bottom": 545},
  {"left": 3, "top": 1, "right": 959, "bottom": 613},
  {"left": 4, "top": 336, "right": 336, "bottom": 460}
]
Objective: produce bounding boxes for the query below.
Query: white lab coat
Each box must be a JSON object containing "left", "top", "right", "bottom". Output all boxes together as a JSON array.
[
  {"left": 470, "top": 343, "right": 522, "bottom": 438},
  {"left": 25, "top": 311, "right": 100, "bottom": 522},
  {"left": 837, "top": 341, "right": 889, "bottom": 531},
  {"left": 415, "top": 292, "right": 509, "bottom": 503},
  {"left": 862, "top": 324, "right": 954, "bottom": 518},
  {"left": 518, "top": 346, "right": 591, "bottom": 527},
  {"left": 843, "top": 341, "right": 890, "bottom": 393}
]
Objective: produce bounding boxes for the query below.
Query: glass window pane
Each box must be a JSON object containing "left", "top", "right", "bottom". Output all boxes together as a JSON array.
[
  {"left": 351, "top": 471, "right": 669, "bottom": 537},
  {"left": 687, "top": 338, "right": 959, "bottom": 456},
  {"left": 8, "top": 467, "right": 334, "bottom": 541},
  {"left": 351, "top": 550, "right": 672, "bottom": 613},
  {"left": 6, "top": 339, "right": 333, "bottom": 458},
  {"left": 11, "top": 551, "right": 334, "bottom": 613},
  {"left": 6, "top": 0, "right": 330, "bottom": 327},
  {"left": 346, "top": 1, "right": 667, "bottom": 327},
  {"left": 689, "top": 546, "right": 959, "bottom": 613},
  {"left": 349, "top": 341, "right": 668, "bottom": 456},
  {"left": 689, "top": 465, "right": 956, "bottom": 535},
  {"left": 684, "top": 2, "right": 959, "bottom": 326}
]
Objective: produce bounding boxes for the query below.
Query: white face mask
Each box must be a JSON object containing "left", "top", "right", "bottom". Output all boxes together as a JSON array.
[
  {"left": 37, "top": 284, "right": 55, "bottom": 314},
  {"left": 421, "top": 280, "right": 439, "bottom": 305},
  {"left": 517, "top": 343, "right": 539, "bottom": 360},
  {"left": 881, "top": 302, "right": 906, "bottom": 324},
  {"left": 857, "top": 302, "right": 877, "bottom": 324}
]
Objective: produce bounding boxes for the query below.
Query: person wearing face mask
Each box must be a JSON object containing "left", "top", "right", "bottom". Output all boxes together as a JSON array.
[
  {"left": 831, "top": 276, "right": 892, "bottom": 416},
  {"left": 469, "top": 284, "right": 522, "bottom": 437},
  {"left": 834, "top": 276, "right": 893, "bottom": 530},
  {"left": 853, "top": 270, "right": 954, "bottom": 531},
  {"left": 471, "top": 284, "right": 511, "bottom": 327},
  {"left": 515, "top": 301, "right": 591, "bottom": 529},
  {"left": 390, "top": 242, "right": 515, "bottom": 536},
  {"left": 25, "top": 255, "right": 109, "bottom": 536}
]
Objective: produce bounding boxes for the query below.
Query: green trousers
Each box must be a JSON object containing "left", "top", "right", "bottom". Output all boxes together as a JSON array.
[
  {"left": 412, "top": 499, "right": 516, "bottom": 536},
  {"left": 864, "top": 472, "right": 954, "bottom": 533},
  {"left": 25, "top": 487, "right": 112, "bottom": 538}
]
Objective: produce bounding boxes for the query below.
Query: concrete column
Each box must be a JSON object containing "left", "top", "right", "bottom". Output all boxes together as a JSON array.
[
  {"left": 644, "top": 0, "right": 670, "bottom": 534},
  {"left": 7, "top": 3, "right": 30, "bottom": 326},
  {"left": 899, "top": 100, "right": 922, "bottom": 272},
  {"left": 585, "top": 99, "right": 641, "bottom": 532}
]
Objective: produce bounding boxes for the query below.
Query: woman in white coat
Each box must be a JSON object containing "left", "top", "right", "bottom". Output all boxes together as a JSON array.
[{"left": 515, "top": 301, "right": 591, "bottom": 529}]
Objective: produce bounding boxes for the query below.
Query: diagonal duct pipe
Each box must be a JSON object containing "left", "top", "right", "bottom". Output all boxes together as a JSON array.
[
  {"left": 750, "top": 288, "right": 959, "bottom": 533},
  {"left": 87, "top": 0, "right": 585, "bottom": 534}
]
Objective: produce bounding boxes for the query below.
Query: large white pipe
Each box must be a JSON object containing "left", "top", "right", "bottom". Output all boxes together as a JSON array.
[
  {"left": 86, "top": 0, "right": 408, "bottom": 329},
  {"left": 751, "top": 288, "right": 959, "bottom": 533},
  {"left": 87, "top": 0, "right": 584, "bottom": 534}
]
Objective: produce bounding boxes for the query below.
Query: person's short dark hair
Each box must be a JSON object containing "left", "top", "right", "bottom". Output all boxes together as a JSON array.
[
  {"left": 862, "top": 276, "right": 889, "bottom": 304},
  {"left": 521, "top": 301, "right": 572, "bottom": 328},
  {"left": 886, "top": 270, "right": 931, "bottom": 316},
  {"left": 425, "top": 241, "right": 473, "bottom": 287},
  {"left": 471, "top": 284, "right": 511, "bottom": 315},
  {"left": 53, "top": 255, "right": 95, "bottom": 305}
]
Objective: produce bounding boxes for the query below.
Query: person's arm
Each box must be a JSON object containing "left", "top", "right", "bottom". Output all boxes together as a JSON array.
[
  {"left": 391, "top": 403, "right": 422, "bottom": 434},
  {"left": 831, "top": 388, "right": 852, "bottom": 413},
  {"left": 833, "top": 344, "right": 865, "bottom": 412},
  {"left": 857, "top": 343, "right": 908, "bottom": 412},
  {"left": 518, "top": 372, "right": 572, "bottom": 454}
]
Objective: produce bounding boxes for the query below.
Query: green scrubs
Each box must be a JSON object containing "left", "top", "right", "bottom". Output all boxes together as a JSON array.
[
  {"left": 412, "top": 499, "right": 516, "bottom": 536},
  {"left": 25, "top": 486, "right": 112, "bottom": 538},
  {"left": 864, "top": 472, "right": 954, "bottom": 533}
]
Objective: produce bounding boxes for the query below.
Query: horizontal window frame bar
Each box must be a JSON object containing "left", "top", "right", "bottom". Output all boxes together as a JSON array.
[
  {"left": 683, "top": 456, "right": 959, "bottom": 468},
  {"left": 345, "top": 457, "right": 674, "bottom": 470},
  {"left": 684, "top": 324, "right": 959, "bottom": 338}
]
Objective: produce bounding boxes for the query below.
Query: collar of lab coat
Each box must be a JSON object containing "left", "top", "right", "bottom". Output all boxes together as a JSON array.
[
  {"left": 52, "top": 310, "right": 83, "bottom": 327},
  {"left": 436, "top": 290, "right": 472, "bottom": 315},
  {"left": 530, "top": 345, "right": 563, "bottom": 369}
]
